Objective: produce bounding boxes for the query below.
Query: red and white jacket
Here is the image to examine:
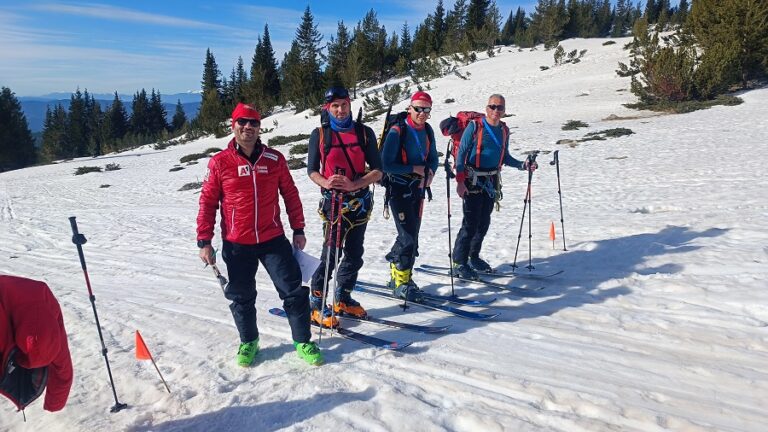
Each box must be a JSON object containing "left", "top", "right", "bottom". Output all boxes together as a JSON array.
[
  {"left": 197, "top": 138, "right": 305, "bottom": 245},
  {"left": 0, "top": 275, "right": 73, "bottom": 412}
]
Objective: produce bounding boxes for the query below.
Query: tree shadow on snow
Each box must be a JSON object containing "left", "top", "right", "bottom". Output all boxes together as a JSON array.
[{"left": 128, "top": 388, "right": 375, "bottom": 432}]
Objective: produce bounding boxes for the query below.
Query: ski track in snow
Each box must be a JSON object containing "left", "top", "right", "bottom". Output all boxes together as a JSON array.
[{"left": 2, "top": 37, "right": 767, "bottom": 431}]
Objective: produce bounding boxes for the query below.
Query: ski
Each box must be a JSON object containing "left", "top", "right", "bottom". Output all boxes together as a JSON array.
[
  {"left": 420, "top": 263, "right": 564, "bottom": 279},
  {"left": 339, "top": 313, "right": 450, "bottom": 334},
  {"left": 415, "top": 266, "right": 547, "bottom": 297},
  {"left": 354, "top": 285, "right": 499, "bottom": 320},
  {"left": 356, "top": 280, "right": 497, "bottom": 307},
  {"left": 269, "top": 308, "right": 411, "bottom": 351}
]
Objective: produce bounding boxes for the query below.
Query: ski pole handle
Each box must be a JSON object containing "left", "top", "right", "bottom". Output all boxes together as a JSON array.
[{"left": 69, "top": 216, "right": 87, "bottom": 246}]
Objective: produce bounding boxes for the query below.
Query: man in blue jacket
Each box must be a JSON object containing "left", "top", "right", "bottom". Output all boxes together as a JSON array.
[
  {"left": 381, "top": 91, "right": 439, "bottom": 300},
  {"left": 452, "top": 94, "right": 536, "bottom": 280}
]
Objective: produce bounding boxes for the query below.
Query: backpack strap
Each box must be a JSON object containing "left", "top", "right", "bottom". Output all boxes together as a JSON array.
[
  {"left": 474, "top": 119, "right": 483, "bottom": 169},
  {"left": 497, "top": 122, "right": 509, "bottom": 168}
]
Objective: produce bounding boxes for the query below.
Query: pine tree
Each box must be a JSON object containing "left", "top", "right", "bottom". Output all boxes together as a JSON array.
[
  {"left": 325, "top": 21, "right": 352, "bottom": 87},
  {"left": 358, "top": 10, "right": 387, "bottom": 82},
  {"left": 466, "top": 0, "right": 491, "bottom": 49},
  {"left": 102, "top": 92, "right": 129, "bottom": 152},
  {"left": 432, "top": 0, "right": 446, "bottom": 54},
  {"left": 595, "top": 0, "right": 614, "bottom": 36},
  {"left": 198, "top": 49, "right": 225, "bottom": 133},
  {"left": 148, "top": 89, "right": 168, "bottom": 136},
  {"left": 531, "top": 0, "right": 568, "bottom": 48},
  {"left": 689, "top": 0, "right": 768, "bottom": 91},
  {"left": 282, "top": 6, "right": 324, "bottom": 111},
  {"left": 611, "top": 0, "right": 631, "bottom": 37},
  {"left": 644, "top": 0, "right": 657, "bottom": 23},
  {"left": 512, "top": 8, "right": 531, "bottom": 47},
  {"left": 343, "top": 37, "right": 363, "bottom": 97},
  {"left": 85, "top": 93, "right": 103, "bottom": 156},
  {"left": 201, "top": 48, "right": 221, "bottom": 96},
  {"left": 171, "top": 100, "right": 187, "bottom": 132},
  {"left": 399, "top": 22, "right": 413, "bottom": 71},
  {"left": 41, "top": 104, "right": 69, "bottom": 161},
  {"left": 0, "top": 87, "right": 36, "bottom": 171},
  {"left": 411, "top": 20, "right": 433, "bottom": 59},
  {"left": 444, "top": 0, "right": 469, "bottom": 54},
  {"left": 673, "top": 0, "right": 689, "bottom": 26},
  {"left": 260, "top": 25, "right": 281, "bottom": 105},
  {"left": 130, "top": 89, "right": 150, "bottom": 138},
  {"left": 500, "top": 9, "right": 516, "bottom": 45},
  {"left": 66, "top": 89, "right": 88, "bottom": 157}
]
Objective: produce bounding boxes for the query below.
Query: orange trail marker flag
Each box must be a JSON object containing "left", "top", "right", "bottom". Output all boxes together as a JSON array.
[
  {"left": 549, "top": 222, "right": 556, "bottom": 249},
  {"left": 135, "top": 330, "right": 171, "bottom": 393}
]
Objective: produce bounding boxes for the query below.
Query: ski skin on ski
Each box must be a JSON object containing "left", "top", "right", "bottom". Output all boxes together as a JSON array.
[
  {"left": 415, "top": 266, "right": 548, "bottom": 297},
  {"left": 338, "top": 312, "right": 451, "bottom": 333},
  {"left": 356, "top": 280, "right": 497, "bottom": 307},
  {"left": 268, "top": 308, "right": 412, "bottom": 351},
  {"left": 354, "top": 285, "right": 500, "bottom": 321},
  {"left": 420, "top": 263, "right": 564, "bottom": 279}
]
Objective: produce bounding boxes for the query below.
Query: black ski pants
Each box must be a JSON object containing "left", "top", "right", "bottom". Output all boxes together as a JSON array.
[
  {"left": 310, "top": 189, "right": 372, "bottom": 299},
  {"left": 222, "top": 236, "right": 311, "bottom": 343},
  {"left": 452, "top": 181, "right": 495, "bottom": 264},
  {"left": 385, "top": 181, "right": 425, "bottom": 270}
]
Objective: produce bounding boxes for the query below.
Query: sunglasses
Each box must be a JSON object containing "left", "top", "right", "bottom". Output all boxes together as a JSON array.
[
  {"left": 236, "top": 118, "right": 260, "bottom": 127},
  {"left": 487, "top": 104, "right": 505, "bottom": 111},
  {"left": 324, "top": 87, "right": 350, "bottom": 103},
  {"left": 411, "top": 106, "right": 432, "bottom": 113}
]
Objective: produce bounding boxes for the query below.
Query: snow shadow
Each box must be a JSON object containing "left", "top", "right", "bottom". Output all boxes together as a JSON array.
[
  {"left": 488, "top": 225, "right": 729, "bottom": 323},
  {"left": 128, "top": 388, "right": 375, "bottom": 432}
]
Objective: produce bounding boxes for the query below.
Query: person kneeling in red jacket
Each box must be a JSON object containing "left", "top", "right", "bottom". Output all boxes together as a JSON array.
[{"left": 0, "top": 275, "right": 73, "bottom": 412}]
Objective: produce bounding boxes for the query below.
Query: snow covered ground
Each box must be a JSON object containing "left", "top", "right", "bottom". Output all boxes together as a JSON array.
[{"left": 2, "top": 37, "right": 767, "bottom": 431}]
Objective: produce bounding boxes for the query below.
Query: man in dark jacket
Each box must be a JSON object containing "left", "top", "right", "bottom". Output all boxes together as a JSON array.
[
  {"left": 197, "top": 103, "right": 322, "bottom": 366},
  {"left": 381, "top": 91, "right": 439, "bottom": 301},
  {"left": 1, "top": 275, "right": 73, "bottom": 412},
  {"left": 307, "top": 87, "right": 382, "bottom": 326}
]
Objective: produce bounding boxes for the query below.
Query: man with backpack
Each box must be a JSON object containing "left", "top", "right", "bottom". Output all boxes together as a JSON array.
[
  {"left": 307, "top": 87, "right": 382, "bottom": 327},
  {"left": 450, "top": 94, "right": 537, "bottom": 280},
  {"left": 197, "top": 103, "right": 323, "bottom": 366},
  {"left": 381, "top": 91, "right": 439, "bottom": 301}
]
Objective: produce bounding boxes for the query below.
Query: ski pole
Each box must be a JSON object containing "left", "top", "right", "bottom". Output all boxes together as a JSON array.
[
  {"left": 444, "top": 141, "right": 457, "bottom": 298},
  {"left": 317, "top": 189, "right": 337, "bottom": 346},
  {"left": 211, "top": 263, "right": 228, "bottom": 294},
  {"left": 525, "top": 151, "right": 539, "bottom": 271},
  {"left": 549, "top": 150, "right": 568, "bottom": 251},
  {"left": 69, "top": 216, "right": 128, "bottom": 413},
  {"left": 510, "top": 152, "right": 538, "bottom": 272},
  {"left": 328, "top": 189, "right": 345, "bottom": 337}
]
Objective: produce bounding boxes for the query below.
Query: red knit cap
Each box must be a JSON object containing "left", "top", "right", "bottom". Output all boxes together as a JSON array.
[
  {"left": 231, "top": 103, "right": 261, "bottom": 125},
  {"left": 411, "top": 91, "right": 432, "bottom": 104}
]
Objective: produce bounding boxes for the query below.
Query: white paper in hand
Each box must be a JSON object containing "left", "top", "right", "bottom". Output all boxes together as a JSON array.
[{"left": 293, "top": 248, "right": 321, "bottom": 283}]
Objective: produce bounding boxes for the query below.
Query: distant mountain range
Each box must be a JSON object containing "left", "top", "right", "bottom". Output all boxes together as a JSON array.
[{"left": 18, "top": 92, "right": 202, "bottom": 132}]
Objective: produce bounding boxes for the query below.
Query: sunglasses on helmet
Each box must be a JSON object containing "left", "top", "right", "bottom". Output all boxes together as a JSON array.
[
  {"left": 324, "top": 87, "right": 350, "bottom": 103},
  {"left": 411, "top": 106, "right": 432, "bottom": 113}
]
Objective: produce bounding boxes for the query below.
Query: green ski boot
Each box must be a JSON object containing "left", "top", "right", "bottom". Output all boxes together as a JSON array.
[
  {"left": 236, "top": 339, "right": 259, "bottom": 367},
  {"left": 294, "top": 341, "right": 324, "bottom": 366}
]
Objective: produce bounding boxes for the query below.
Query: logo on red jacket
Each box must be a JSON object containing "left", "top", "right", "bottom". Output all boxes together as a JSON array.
[
  {"left": 255, "top": 165, "right": 268, "bottom": 174},
  {"left": 238, "top": 165, "right": 251, "bottom": 177}
]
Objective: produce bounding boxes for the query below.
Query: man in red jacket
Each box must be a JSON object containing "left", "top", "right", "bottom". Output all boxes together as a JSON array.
[
  {"left": 0, "top": 275, "right": 73, "bottom": 412},
  {"left": 197, "top": 103, "right": 322, "bottom": 366}
]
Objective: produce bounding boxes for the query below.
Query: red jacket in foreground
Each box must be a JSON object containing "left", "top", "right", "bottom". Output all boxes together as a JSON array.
[
  {"left": 197, "top": 138, "right": 305, "bottom": 245},
  {"left": 0, "top": 275, "right": 73, "bottom": 412}
]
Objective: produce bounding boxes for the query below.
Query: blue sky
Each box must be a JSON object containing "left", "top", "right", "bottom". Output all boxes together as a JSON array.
[{"left": 0, "top": 1, "right": 661, "bottom": 97}]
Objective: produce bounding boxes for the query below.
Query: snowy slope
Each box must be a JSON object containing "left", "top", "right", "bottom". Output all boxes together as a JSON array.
[{"left": 2, "top": 37, "right": 767, "bottom": 432}]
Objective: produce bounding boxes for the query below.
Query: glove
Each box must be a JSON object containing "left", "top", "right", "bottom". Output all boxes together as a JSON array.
[{"left": 522, "top": 160, "right": 538, "bottom": 172}]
